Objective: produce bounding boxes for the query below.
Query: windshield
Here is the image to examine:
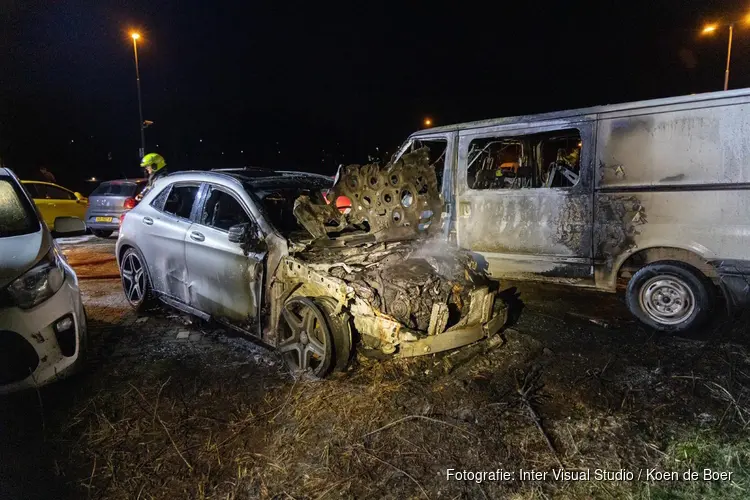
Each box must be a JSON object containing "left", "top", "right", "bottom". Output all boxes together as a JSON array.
[
  {"left": 0, "top": 178, "right": 40, "bottom": 237},
  {"left": 250, "top": 183, "right": 330, "bottom": 238},
  {"left": 90, "top": 182, "right": 144, "bottom": 197}
]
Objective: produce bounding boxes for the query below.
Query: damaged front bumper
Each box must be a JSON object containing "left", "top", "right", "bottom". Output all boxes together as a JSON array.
[
  {"left": 277, "top": 256, "right": 509, "bottom": 359},
  {"left": 397, "top": 306, "right": 507, "bottom": 358}
]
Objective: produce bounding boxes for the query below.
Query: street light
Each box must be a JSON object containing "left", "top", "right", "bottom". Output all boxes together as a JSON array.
[
  {"left": 702, "top": 15, "right": 750, "bottom": 91},
  {"left": 423, "top": 117, "right": 433, "bottom": 127},
  {"left": 131, "top": 32, "right": 145, "bottom": 158}
]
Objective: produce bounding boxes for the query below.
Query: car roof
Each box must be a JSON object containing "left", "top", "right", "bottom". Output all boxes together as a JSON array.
[
  {"left": 162, "top": 169, "right": 333, "bottom": 191},
  {"left": 241, "top": 175, "right": 333, "bottom": 192},
  {"left": 20, "top": 180, "right": 72, "bottom": 190},
  {"left": 99, "top": 178, "right": 148, "bottom": 184}
]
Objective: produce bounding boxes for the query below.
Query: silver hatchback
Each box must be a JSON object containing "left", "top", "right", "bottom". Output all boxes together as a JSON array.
[
  {"left": 85, "top": 179, "right": 147, "bottom": 238},
  {"left": 116, "top": 163, "right": 507, "bottom": 377}
]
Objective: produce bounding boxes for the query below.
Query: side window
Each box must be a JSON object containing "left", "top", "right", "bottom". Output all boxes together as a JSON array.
[
  {"left": 413, "top": 139, "right": 447, "bottom": 189},
  {"left": 45, "top": 185, "right": 76, "bottom": 200},
  {"left": 150, "top": 185, "right": 171, "bottom": 211},
  {"left": 24, "top": 183, "right": 41, "bottom": 198},
  {"left": 162, "top": 185, "right": 199, "bottom": 219},
  {"left": 200, "top": 187, "right": 250, "bottom": 231},
  {"left": 467, "top": 129, "right": 581, "bottom": 190}
]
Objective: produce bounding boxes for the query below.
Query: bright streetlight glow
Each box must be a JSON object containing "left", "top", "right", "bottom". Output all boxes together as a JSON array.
[
  {"left": 423, "top": 118, "right": 433, "bottom": 127},
  {"left": 131, "top": 32, "right": 140, "bottom": 40},
  {"left": 699, "top": 16, "right": 750, "bottom": 91}
]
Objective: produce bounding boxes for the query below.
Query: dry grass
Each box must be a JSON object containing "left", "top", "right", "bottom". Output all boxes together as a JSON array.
[{"left": 53, "top": 329, "right": 750, "bottom": 500}]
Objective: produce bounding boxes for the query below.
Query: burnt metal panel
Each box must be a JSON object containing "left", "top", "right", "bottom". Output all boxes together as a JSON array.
[{"left": 454, "top": 121, "right": 595, "bottom": 281}]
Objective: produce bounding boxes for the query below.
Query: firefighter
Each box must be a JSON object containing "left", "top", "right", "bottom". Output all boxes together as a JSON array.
[{"left": 136, "top": 153, "right": 168, "bottom": 201}]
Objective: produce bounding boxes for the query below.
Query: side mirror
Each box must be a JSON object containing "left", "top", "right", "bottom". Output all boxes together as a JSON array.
[
  {"left": 74, "top": 192, "right": 84, "bottom": 200},
  {"left": 228, "top": 223, "right": 250, "bottom": 243},
  {"left": 54, "top": 217, "right": 87, "bottom": 235}
]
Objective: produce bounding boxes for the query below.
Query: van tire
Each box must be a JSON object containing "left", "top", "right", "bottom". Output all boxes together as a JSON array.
[{"left": 626, "top": 260, "right": 715, "bottom": 333}]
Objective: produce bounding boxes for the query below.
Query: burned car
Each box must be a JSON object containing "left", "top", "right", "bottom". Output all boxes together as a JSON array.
[{"left": 116, "top": 153, "right": 507, "bottom": 376}]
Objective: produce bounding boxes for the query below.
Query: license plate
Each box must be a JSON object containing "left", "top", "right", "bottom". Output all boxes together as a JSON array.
[{"left": 95, "top": 217, "right": 113, "bottom": 222}]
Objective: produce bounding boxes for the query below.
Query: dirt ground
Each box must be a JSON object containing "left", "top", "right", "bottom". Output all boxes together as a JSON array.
[{"left": 1, "top": 234, "right": 749, "bottom": 499}]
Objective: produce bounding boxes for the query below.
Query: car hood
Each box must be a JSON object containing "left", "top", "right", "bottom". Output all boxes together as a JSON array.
[
  {"left": 291, "top": 237, "right": 496, "bottom": 333},
  {"left": 0, "top": 229, "right": 49, "bottom": 288}
]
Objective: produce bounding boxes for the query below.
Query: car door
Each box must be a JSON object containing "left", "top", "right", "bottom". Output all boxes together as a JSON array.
[
  {"left": 43, "top": 184, "right": 87, "bottom": 222},
  {"left": 454, "top": 121, "right": 595, "bottom": 282},
  {"left": 139, "top": 182, "right": 201, "bottom": 303},
  {"left": 184, "top": 184, "right": 265, "bottom": 331}
]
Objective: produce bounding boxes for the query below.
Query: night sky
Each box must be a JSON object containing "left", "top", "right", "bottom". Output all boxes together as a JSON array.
[{"left": 0, "top": 0, "right": 746, "bottom": 191}]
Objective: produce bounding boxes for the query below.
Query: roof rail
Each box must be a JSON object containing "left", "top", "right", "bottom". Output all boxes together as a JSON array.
[{"left": 211, "top": 166, "right": 273, "bottom": 172}]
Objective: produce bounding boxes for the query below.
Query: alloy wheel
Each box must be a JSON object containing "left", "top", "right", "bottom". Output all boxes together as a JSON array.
[
  {"left": 121, "top": 252, "right": 146, "bottom": 305},
  {"left": 278, "top": 297, "right": 332, "bottom": 377}
]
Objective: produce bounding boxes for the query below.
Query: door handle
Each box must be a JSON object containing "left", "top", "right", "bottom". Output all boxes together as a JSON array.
[
  {"left": 459, "top": 201, "right": 471, "bottom": 217},
  {"left": 142, "top": 217, "right": 154, "bottom": 225},
  {"left": 190, "top": 231, "right": 205, "bottom": 242}
]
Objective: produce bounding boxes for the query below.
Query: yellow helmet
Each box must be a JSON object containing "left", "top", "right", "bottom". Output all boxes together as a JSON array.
[{"left": 140, "top": 153, "right": 166, "bottom": 172}]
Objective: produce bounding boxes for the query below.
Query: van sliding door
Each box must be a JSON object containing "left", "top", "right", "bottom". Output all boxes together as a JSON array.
[{"left": 454, "top": 121, "right": 595, "bottom": 283}]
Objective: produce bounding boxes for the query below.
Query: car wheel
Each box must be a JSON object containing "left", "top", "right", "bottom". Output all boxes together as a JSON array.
[
  {"left": 277, "top": 296, "right": 352, "bottom": 378},
  {"left": 92, "top": 229, "right": 113, "bottom": 238},
  {"left": 120, "top": 247, "right": 157, "bottom": 312},
  {"left": 316, "top": 297, "right": 353, "bottom": 372},
  {"left": 626, "top": 260, "right": 715, "bottom": 332}
]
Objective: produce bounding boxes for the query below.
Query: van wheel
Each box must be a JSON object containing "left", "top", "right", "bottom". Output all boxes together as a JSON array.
[{"left": 626, "top": 261, "right": 714, "bottom": 332}]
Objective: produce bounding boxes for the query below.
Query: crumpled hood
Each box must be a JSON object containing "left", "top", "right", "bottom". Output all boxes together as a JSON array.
[
  {"left": 295, "top": 238, "right": 493, "bottom": 333},
  {"left": 292, "top": 148, "right": 443, "bottom": 244},
  {"left": 0, "top": 229, "right": 49, "bottom": 288}
]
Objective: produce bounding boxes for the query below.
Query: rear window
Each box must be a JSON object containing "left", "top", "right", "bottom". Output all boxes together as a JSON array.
[
  {"left": 90, "top": 182, "right": 144, "bottom": 197},
  {"left": 0, "top": 179, "right": 40, "bottom": 237}
]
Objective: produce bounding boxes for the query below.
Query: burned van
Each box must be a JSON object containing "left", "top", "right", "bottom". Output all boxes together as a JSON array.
[{"left": 394, "top": 88, "right": 750, "bottom": 332}]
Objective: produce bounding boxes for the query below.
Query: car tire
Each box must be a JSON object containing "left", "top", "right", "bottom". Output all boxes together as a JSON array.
[
  {"left": 277, "top": 295, "right": 353, "bottom": 378},
  {"left": 316, "top": 297, "right": 353, "bottom": 372},
  {"left": 92, "top": 229, "right": 113, "bottom": 238},
  {"left": 626, "top": 260, "right": 715, "bottom": 333},
  {"left": 120, "top": 247, "right": 157, "bottom": 312}
]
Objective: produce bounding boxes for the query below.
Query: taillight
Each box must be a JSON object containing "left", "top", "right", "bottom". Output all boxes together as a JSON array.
[
  {"left": 123, "top": 198, "right": 137, "bottom": 210},
  {"left": 119, "top": 213, "right": 127, "bottom": 226}
]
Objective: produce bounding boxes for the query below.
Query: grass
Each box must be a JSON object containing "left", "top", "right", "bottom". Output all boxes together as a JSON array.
[
  {"left": 649, "top": 432, "right": 750, "bottom": 500},
  {"left": 41, "top": 325, "right": 750, "bottom": 500}
]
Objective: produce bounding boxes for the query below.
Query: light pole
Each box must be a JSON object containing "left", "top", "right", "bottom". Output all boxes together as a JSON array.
[
  {"left": 131, "top": 32, "right": 145, "bottom": 158},
  {"left": 702, "top": 15, "right": 750, "bottom": 91}
]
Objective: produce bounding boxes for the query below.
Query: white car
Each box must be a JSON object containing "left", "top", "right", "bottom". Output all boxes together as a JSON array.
[{"left": 0, "top": 168, "right": 87, "bottom": 394}]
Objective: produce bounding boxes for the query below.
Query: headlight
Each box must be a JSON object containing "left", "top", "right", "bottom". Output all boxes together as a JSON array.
[{"left": 6, "top": 248, "right": 65, "bottom": 309}]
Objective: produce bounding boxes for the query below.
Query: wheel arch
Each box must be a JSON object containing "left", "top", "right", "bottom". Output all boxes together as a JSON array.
[
  {"left": 117, "top": 243, "right": 156, "bottom": 285},
  {"left": 617, "top": 246, "right": 717, "bottom": 282}
]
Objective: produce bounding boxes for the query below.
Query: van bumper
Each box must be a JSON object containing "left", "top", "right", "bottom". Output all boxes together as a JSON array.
[{"left": 711, "top": 260, "right": 750, "bottom": 313}]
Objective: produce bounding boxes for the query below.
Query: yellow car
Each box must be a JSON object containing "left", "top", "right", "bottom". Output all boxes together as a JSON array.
[{"left": 21, "top": 180, "right": 88, "bottom": 231}]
